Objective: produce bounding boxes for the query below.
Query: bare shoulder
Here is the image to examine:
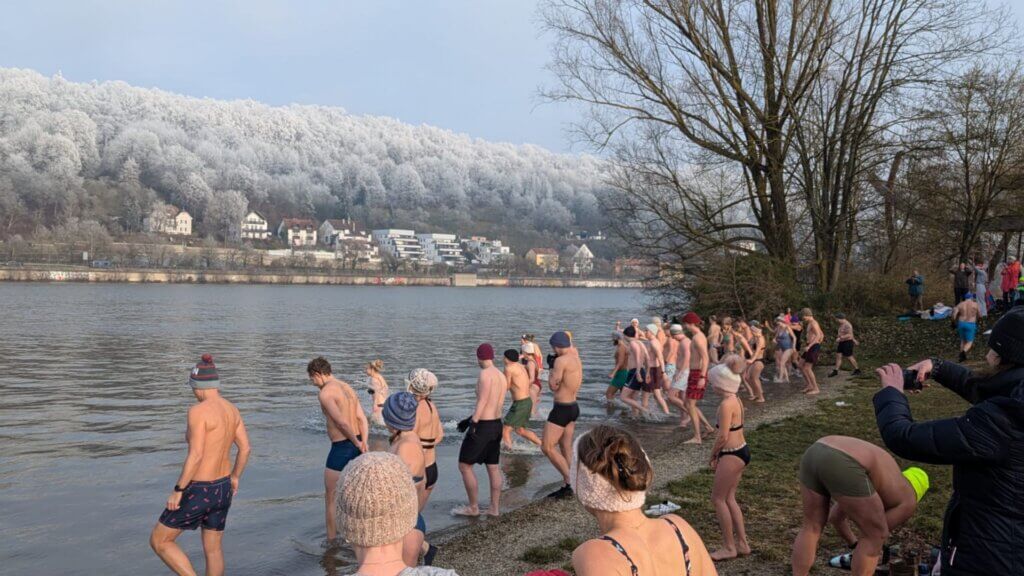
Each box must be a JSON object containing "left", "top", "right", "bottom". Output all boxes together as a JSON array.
[{"left": 572, "top": 539, "right": 623, "bottom": 575}]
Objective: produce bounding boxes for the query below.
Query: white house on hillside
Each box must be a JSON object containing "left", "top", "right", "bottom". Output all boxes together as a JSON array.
[
  {"left": 464, "top": 236, "right": 510, "bottom": 265},
  {"left": 372, "top": 229, "right": 426, "bottom": 263},
  {"left": 144, "top": 205, "right": 192, "bottom": 236},
  {"left": 417, "top": 233, "right": 466, "bottom": 267},
  {"left": 320, "top": 219, "right": 380, "bottom": 265},
  {"left": 240, "top": 211, "right": 271, "bottom": 240},
  {"left": 278, "top": 218, "right": 318, "bottom": 247},
  {"left": 564, "top": 243, "right": 595, "bottom": 275}
]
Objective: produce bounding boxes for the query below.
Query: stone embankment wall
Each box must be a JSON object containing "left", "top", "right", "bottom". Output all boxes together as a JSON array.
[{"left": 0, "top": 268, "right": 642, "bottom": 289}]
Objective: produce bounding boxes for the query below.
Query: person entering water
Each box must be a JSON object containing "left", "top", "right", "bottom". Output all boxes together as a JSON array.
[{"left": 543, "top": 331, "right": 582, "bottom": 499}]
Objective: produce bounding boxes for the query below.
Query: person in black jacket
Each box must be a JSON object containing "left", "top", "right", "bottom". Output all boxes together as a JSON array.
[{"left": 872, "top": 307, "right": 1024, "bottom": 576}]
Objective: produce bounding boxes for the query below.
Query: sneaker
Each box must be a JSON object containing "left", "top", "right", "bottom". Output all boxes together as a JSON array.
[
  {"left": 828, "top": 370, "right": 839, "bottom": 378},
  {"left": 958, "top": 351, "right": 967, "bottom": 363},
  {"left": 547, "top": 484, "right": 573, "bottom": 499},
  {"left": 851, "top": 369, "right": 861, "bottom": 376}
]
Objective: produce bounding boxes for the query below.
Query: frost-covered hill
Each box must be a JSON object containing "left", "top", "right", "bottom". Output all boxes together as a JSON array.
[{"left": 0, "top": 68, "right": 609, "bottom": 240}]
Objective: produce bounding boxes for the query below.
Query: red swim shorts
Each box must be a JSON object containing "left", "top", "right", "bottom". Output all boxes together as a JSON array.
[{"left": 685, "top": 370, "right": 705, "bottom": 400}]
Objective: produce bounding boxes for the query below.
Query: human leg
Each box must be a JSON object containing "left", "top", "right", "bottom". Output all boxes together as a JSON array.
[
  {"left": 828, "top": 503, "right": 858, "bottom": 546},
  {"left": 486, "top": 464, "right": 503, "bottom": 515},
  {"left": 402, "top": 529, "right": 425, "bottom": 566},
  {"left": 834, "top": 494, "right": 889, "bottom": 576},
  {"left": 684, "top": 398, "right": 703, "bottom": 444},
  {"left": 791, "top": 486, "right": 830, "bottom": 576},
  {"left": 652, "top": 389, "right": 670, "bottom": 413},
  {"left": 324, "top": 468, "right": 341, "bottom": 541},
  {"left": 502, "top": 425, "right": 513, "bottom": 449},
  {"left": 516, "top": 426, "right": 542, "bottom": 446},
  {"left": 150, "top": 523, "right": 197, "bottom": 576},
  {"left": 457, "top": 462, "right": 479, "bottom": 514},
  {"left": 201, "top": 529, "right": 225, "bottom": 576},
  {"left": 541, "top": 422, "right": 569, "bottom": 484},
  {"left": 619, "top": 387, "right": 645, "bottom": 415},
  {"left": 710, "top": 455, "right": 746, "bottom": 560}
]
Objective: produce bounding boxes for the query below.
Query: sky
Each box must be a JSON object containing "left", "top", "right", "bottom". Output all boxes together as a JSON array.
[{"left": 0, "top": 0, "right": 582, "bottom": 152}]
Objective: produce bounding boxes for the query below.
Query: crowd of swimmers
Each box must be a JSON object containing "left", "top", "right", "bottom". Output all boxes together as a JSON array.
[{"left": 147, "top": 304, "right": 1024, "bottom": 576}]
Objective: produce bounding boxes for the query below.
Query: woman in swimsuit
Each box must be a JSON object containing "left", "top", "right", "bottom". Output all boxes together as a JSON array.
[
  {"left": 707, "top": 316, "right": 722, "bottom": 364},
  {"left": 708, "top": 357, "right": 751, "bottom": 561},
  {"left": 366, "top": 359, "right": 389, "bottom": 427},
  {"left": 521, "top": 335, "right": 545, "bottom": 416},
  {"left": 773, "top": 317, "right": 797, "bottom": 383},
  {"left": 382, "top": 392, "right": 428, "bottom": 567},
  {"left": 570, "top": 425, "right": 716, "bottom": 576},
  {"left": 407, "top": 369, "right": 443, "bottom": 508},
  {"left": 743, "top": 321, "right": 766, "bottom": 403}
]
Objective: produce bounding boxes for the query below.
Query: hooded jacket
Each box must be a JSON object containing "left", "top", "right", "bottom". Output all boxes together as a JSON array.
[
  {"left": 1001, "top": 261, "right": 1020, "bottom": 294},
  {"left": 873, "top": 360, "right": 1024, "bottom": 575}
]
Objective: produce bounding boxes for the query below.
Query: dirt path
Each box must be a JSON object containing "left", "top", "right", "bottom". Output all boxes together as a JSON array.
[{"left": 431, "top": 370, "right": 852, "bottom": 576}]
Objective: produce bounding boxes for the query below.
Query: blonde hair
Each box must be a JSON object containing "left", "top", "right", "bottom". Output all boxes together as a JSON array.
[{"left": 366, "top": 359, "right": 384, "bottom": 373}]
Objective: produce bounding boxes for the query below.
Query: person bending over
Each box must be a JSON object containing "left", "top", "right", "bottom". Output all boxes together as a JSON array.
[
  {"left": 791, "top": 435, "right": 927, "bottom": 576},
  {"left": 570, "top": 425, "right": 717, "bottom": 576},
  {"left": 872, "top": 307, "right": 1024, "bottom": 576}
]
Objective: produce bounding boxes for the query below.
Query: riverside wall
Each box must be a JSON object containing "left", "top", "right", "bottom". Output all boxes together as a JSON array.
[{"left": 0, "top": 267, "right": 642, "bottom": 289}]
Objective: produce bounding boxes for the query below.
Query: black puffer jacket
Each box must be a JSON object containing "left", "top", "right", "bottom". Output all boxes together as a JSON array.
[{"left": 873, "top": 360, "right": 1024, "bottom": 576}]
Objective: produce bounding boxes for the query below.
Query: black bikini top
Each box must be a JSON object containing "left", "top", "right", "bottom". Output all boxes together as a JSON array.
[
  {"left": 419, "top": 399, "right": 438, "bottom": 450},
  {"left": 599, "top": 518, "right": 692, "bottom": 576}
]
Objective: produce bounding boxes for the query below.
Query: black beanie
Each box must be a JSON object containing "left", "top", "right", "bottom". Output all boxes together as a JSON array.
[{"left": 989, "top": 308, "right": 1024, "bottom": 365}]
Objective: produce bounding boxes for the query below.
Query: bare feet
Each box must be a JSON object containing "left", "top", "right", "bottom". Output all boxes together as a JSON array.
[
  {"left": 737, "top": 540, "right": 752, "bottom": 556},
  {"left": 804, "top": 389, "right": 820, "bottom": 395},
  {"left": 485, "top": 507, "right": 500, "bottom": 517},
  {"left": 710, "top": 548, "right": 738, "bottom": 561},
  {"left": 451, "top": 505, "right": 480, "bottom": 517},
  {"left": 755, "top": 397, "right": 766, "bottom": 403},
  {"left": 683, "top": 436, "right": 702, "bottom": 445}
]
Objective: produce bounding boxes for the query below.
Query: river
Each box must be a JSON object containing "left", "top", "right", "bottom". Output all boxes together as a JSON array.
[{"left": 0, "top": 283, "right": 657, "bottom": 575}]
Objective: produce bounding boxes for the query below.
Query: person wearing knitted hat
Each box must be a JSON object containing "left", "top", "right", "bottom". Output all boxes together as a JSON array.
[
  {"left": 335, "top": 452, "right": 459, "bottom": 576},
  {"left": 501, "top": 349, "right": 542, "bottom": 450},
  {"left": 706, "top": 356, "right": 751, "bottom": 561},
  {"left": 307, "top": 356, "right": 369, "bottom": 541},
  {"left": 792, "top": 435, "right": 927, "bottom": 576},
  {"left": 606, "top": 331, "right": 629, "bottom": 402},
  {"left": 642, "top": 323, "right": 671, "bottom": 415},
  {"left": 151, "top": 354, "right": 252, "bottom": 576},
  {"left": 383, "top": 392, "right": 434, "bottom": 566},
  {"left": 666, "top": 324, "right": 693, "bottom": 426},
  {"left": 407, "top": 369, "right": 443, "bottom": 503},
  {"left": 679, "top": 312, "right": 715, "bottom": 444},
  {"left": 453, "top": 344, "right": 507, "bottom": 517},
  {"left": 543, "top": 331, "right": 583, "bottom": 500},
  {"left": 520, "top": 341, "right": 543, "bottom": 418},
  {"left": 569, "top": 425, "right": 716, "bottom": 575},
  {"left": 872, "top": 307, "right": 1024, "bottom": 576}
]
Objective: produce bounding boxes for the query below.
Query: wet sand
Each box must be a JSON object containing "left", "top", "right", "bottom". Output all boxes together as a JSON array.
[{"left": 432, "top": 369, "right": 852, "bottom": 575}]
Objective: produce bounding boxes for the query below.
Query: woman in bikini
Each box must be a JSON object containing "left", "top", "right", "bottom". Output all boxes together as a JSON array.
[
  {"left": 743, "top": 321, "right": 766, "bottom": 403},
  {"left": 407, "top": 369, "right": 443, "bottom": 508},
  {"left": 773, "top": 317, "right": 797, "bottom": 383},
  {"left": 382, "top": 392, "right": 428, "bottom": 566},
  {"left": 521, "top": 335, "right": 544, "bottom": 417},
  {"left": 570, "top": 425, "right": 716, "bottom": 576},
  {"left": 365, "top": 359, "right": 389, "bottom": 427},
  {"left": 708, "top": 357, "right": 751, "bottom": 561}
]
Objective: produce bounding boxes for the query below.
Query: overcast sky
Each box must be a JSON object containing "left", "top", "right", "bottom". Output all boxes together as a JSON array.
[
  {"left": 0, "top": 0, "right": 581, "bottom": 152},
  {"left": 1, "top": 1, "right": 1021, "bottom": 155}
]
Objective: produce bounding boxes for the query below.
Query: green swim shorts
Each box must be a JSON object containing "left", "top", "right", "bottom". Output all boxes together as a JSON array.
[
  {"left": 798, "top": 442, "right": 876, "bottom": 498},
  {"left": 611, "top": 369, "right": 629, "bottom": 389},
  {"left": 504, "top": 397, "right": 533, "bottom": 429}
]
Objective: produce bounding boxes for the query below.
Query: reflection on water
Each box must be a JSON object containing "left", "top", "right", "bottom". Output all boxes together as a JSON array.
[{"left": 0, "top": 284, "right": 642, "bottom": 575}]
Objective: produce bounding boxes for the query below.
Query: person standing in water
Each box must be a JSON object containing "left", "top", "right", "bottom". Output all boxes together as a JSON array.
[
  {"left": 366, "top": 359, "right": 390, "bottom": 427},
  {"left": 643, "top": 323, "right": 671, "bottom": 414},
  {"left": 453, "top": 344, "right": 507, "bottom": 517},
  {"left": 667, "top": 324, "right": 693, "bottom": 425},
  {"left": 707, "top": 357, "right": 751, "bottom": 561},
  {"left": 952, "top": 293, "right": 980, "bottom": 362},
  {"left": 502, "top": 349, "right": 541, "bottom": 448},
  {"left": 307, "top": 356, "right": 369, "bottom": 541},
  {"left": 620, "top": 326, "right": 649, "bottom": 416},
  {"left": 798, "top": 309, "right": 824, "bottom": 395},
  {"left": 544, "top": 331, "right": 583, "bottom": 499},
  {"left": 150, "top": 355, "right": 251, "bottom": 576},
  {"left": 829, "top": 313, "right": 861, "bottom": 378},
  {"left": 606, "top": 332, "right": 629, "bottom": 401},
  {"left": 407, "top": 369, "right": 443, "bottom": 507},
  {"left": 681, "top": 313, "right": 715, "bottom": 443},
  {"left": 382, "top": 392, "right": 430, "bottom": 567},
  {"left": 521, "top": 341, "right": 542, "bottom": 418}
]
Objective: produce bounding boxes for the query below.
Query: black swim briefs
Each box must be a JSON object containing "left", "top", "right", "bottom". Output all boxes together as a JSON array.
[
  {"left": 425, "top": 462, "right": 438, "bottom": 489},
  {"left": 803, "top": 343, "right": 822, "bottom": 364},
  {"left": 837, "top": 340, "right": 855, "bottom": 357},
  {"left": 458, "top": 419, "right": 502, "bottom": 465},
  {"left": 159, "top": 476, "right": 233, "bottom": 531},
  {"left": 547, "top": 401, "right": 580, "bottom": 427}
]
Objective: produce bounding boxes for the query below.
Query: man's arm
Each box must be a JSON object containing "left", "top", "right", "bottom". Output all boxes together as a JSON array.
[
  {"left": 319, "top": 390, "right": 362, "bottom": 446},
  {"left": 167, "top": 407, "right": 206, "bottom": 510},
  {"left": 697, "top": 337, "right": 709, "bottom": 387},
  {"left": 230, "top": 417, "right": 251, "bottom": 494},
  {"left": 549, "top": 357, "right": 565, "bottom": 392},
  {"left": 471, "top": 374, "right": 488, "bottom": 422},
  {"left": 873, "top": 387, "right": 1008, "bottom": 465}
]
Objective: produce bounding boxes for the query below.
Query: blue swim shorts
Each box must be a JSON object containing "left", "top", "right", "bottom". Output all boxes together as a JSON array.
[
  {"left": 326, "top": 437, "right": 362, "bottom": 472},
  {"left": 957, "top": 321, "right": 977, "bottom": 343},
  {"left": 159, "top": 476, "right": 233, "bottom": 531}
]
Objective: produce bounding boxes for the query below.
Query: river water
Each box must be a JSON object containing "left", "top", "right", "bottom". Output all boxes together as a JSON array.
[{"left": 0, "top": 283, "right": 662, "bottom": 575}]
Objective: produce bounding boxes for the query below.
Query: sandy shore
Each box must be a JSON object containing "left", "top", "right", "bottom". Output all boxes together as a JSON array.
[{"left": 431, "top": 369, "right": 852, "bottom": 576}]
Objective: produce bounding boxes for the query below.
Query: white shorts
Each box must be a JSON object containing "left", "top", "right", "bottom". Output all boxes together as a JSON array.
[{"left": 672, "top": 369, "right": 690, "bottom": 391}]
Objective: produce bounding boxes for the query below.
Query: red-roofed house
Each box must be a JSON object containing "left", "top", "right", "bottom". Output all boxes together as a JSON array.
[{"left": 277, "top": 218, "right": 318, "bottom": 247}]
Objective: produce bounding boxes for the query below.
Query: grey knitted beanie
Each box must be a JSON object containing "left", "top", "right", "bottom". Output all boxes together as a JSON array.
[{"left": 335, "top": 452, "right": 417, "bottom": 547}]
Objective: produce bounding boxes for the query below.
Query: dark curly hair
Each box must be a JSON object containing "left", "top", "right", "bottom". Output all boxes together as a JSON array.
[
  {"left": 576, "top": 425, "right": 652, "bottom": 492},
  {"left": 307, "top": 356, "right": 332, "bottom": 376}
]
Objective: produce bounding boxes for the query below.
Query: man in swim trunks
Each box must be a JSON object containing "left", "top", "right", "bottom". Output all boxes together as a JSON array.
[
  {"left": 307, "top": 356, "right": 368, "bottom": 541},
  {"left": 521, "top": 341, "right": 542, "bottom": 417},
  {"left": 544, "top": 331, "right": 583, "bottom": 499},
  {"left": 798, "top": 308, "right": 824, "bottom": 395},
  {"left": 643, "top": 323, "right": 671, "bottom": 414},
  {"left": 681, "top": 312, "right": 714, "bottom": 444},
  {"left": 666, "top": 323, "right": 692, "bottom": 426},
  {"left": 606, "top": 332, "right": 629, "bottom": 401},
  {"left": 829, "top": 313, "right": 862, "bottom": 378},
  {"left": 502, "top": 348, "right": 541, "bottom": 448},
  {"left": 952, "top": 293, "right": 980, "bottom": 362},
  {"left": 150, "top": 355, "right": 251, "bottom": 576},
  {"left": 455, "top": 343, "right": 508, "bottom": 516},
  {"left": 620, "top": 326, "right": 649, "bottom": 415},
  {"left": 792, "top": 435, "right": 928, "bottom": 576}
]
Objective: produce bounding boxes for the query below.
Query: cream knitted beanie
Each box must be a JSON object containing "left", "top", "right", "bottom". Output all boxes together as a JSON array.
[
  {"left": 335, "top": 452, "right": 418, "bottom": 547},
  {"left": 570, "top": 435, "right": 647, "bottom": 512},
  {"left": 709, "top": 363, "right": 741, "bottom": 394}
]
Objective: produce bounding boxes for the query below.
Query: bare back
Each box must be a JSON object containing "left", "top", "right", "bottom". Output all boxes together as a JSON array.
[
  {"left": 805, "top": 319, "right": 824, "bottom": 346},
  {"left": 955, "top": 300, "right": 979, "bottom": 323},
  {"left": 191, "top": 397, "right": 242, "bottom": 481},
  {"left": 414, "top": 397, "right": 443, "bottom": 467},
  {"left": 689, "top": 330, "right": 708, "bottom": 370},
  {"left": 573, "top": 515, "right": 716, "bottom": 576},
  {"left": 647, "top": 338, "right": 665, "bottom": 368},
  {"left": 819, "top": 436, "right": 915, "bottom": 509},
  {"left": 476, "top": 365, "right": 507, "bottom": 421},
  {"left": 319, "top": 379, "right": 363, "bottom": 443},
  {"left": 506, "top": 361, "right": 531, "bottom": 401},
  {"left": 551, "top": 349, "right": 582, "bottom": 403}
]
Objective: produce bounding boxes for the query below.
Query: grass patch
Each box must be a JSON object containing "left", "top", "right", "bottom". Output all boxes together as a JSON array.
[
  {"left": 521, "top": 544, "right": 568, "bottom": 565},
  {"left": 664, "top": 316, "right": 967, "bottom": 573},
  {"left": 557, "top": 537, "right": 582, "bottom": 551}
]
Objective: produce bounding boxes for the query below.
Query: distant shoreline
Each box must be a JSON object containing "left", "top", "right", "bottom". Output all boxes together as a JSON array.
[{"left": 0, "top": 266, "right": 643, "bottom": 289}]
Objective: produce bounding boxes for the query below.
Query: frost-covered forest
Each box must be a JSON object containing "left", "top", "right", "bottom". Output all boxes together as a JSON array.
[{"left": 0, "top": 68, "right": 610, "bottom": 241}]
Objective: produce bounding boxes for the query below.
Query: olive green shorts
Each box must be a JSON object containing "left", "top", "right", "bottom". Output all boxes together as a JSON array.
[
  {"left": 798, "top": 442, "right": 876, "bottom": 498},
  {"left": 504, "top": 398, "right": 533, "bottom": 429}
]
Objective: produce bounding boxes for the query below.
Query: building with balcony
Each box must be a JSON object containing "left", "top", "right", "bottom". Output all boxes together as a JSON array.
[
  {"left": 372, "top": 229, "right": 426, "bottom": 263},
  {"left": 417, "top": 233, "right": 467, "bottom": 267},
  {"left": 144, "top": 205, "right": 192, "bottom": 237},
  {"left": 240, "top": 211, "right": 271, "bottom": 240},
  {"left": 278, "top": 218, "right": 318, "bottom": 247},
  {"left": 463, "top": 236, "right": 511, "bottom": 265}
]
